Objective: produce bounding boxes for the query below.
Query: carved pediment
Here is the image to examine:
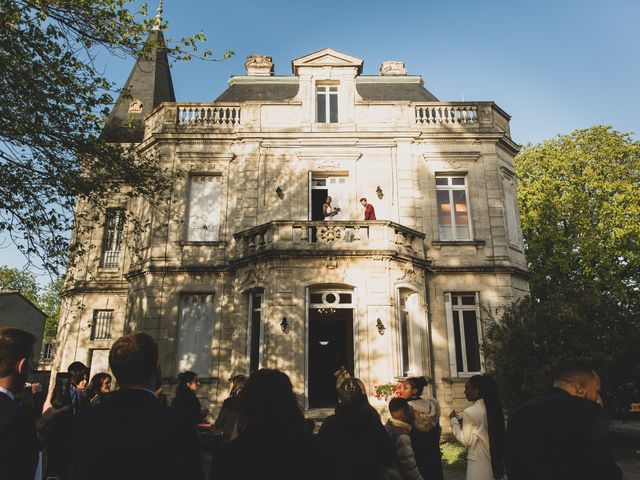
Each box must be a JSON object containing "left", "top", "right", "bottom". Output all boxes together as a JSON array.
[{"left": 292, "top": 48, "right": 363, "bottom": 75}]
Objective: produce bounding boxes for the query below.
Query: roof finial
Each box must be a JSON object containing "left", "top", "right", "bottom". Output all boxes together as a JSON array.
[{"left": 152, "top": 0, "right": 163, "bottom": 30}]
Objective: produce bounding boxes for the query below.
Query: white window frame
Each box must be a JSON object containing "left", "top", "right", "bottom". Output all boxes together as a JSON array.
[
  {"left": 186, "top": 174, "right": 222, "bottom": 242},
  {"left": 396, "top": 289, "right": 424, "bottom": 378},
  {"left": 435, "top": 175, "right": 473, "bottom": 241},
  {"left": 316, "top": 84, "right": 339, "bottom": 123},
  {"left": 247, "top": 291, "right": 264, "bottom": 373},
  {"left": 444, "top": 292, "right": 484, "bottom": 376}
]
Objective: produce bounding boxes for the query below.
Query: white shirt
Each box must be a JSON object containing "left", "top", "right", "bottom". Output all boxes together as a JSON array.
[{"left": 0, "top": 385, "right": 14, "bottom": 400}]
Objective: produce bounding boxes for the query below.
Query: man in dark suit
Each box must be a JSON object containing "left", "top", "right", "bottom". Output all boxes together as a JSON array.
[
  {"left": 507, "top": 360, "right": 622, "bottom": 480},
  {"left": 71, "top": 332, "right": 204, "bottom": 480},
  {"left": 0, "top": 327, "right": 40, "bottom": 480}
]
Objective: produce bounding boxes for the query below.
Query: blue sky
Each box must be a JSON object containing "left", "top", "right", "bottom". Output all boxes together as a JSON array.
[{"left": 2, "top": 0, "right": 638, "bottom": 280}]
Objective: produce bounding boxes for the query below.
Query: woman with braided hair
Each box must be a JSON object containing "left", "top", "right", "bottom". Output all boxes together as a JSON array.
[{"left": 449, "top": 374, "right": 506, "bottom": 480}]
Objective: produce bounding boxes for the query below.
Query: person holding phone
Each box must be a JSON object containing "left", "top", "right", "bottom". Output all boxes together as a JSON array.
[{"left": 45, "top": 361, "right": 89, "bottom": 479}]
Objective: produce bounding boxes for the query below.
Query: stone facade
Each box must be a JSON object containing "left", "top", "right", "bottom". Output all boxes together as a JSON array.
[{"left": 55, "top": 47, "right": 528, "bottom": 425}]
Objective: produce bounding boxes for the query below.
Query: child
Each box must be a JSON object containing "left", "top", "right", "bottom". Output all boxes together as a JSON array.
[{"left": 385, "top": 397, "right": 424, "bottom": 480}]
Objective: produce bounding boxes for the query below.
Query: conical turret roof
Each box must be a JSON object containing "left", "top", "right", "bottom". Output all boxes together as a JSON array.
[{"left": 101, "top": 29, "right": 175, "bottom": 143}]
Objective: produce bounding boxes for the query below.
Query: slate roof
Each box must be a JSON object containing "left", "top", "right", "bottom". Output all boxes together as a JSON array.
[
  {"left": 213, "top": 76, "right": 438, "bottom": 103},
  {"left": 355, "top": 78, "right": 438, "bottom": 102},
  {"left": 214, "top": 82, "right": 300, "bottom": 102},
  {"left": 101, "top": 29, "right": 175, "bottom": 143}
]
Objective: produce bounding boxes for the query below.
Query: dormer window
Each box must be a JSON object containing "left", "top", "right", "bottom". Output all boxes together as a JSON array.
[{"left": 316, "top": 85, "right": 338, "bottom": 123}]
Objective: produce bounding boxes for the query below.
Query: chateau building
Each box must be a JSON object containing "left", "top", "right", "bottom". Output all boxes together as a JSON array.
[{"left": 55, "top": 26, "right": 528, "bottom": 420}]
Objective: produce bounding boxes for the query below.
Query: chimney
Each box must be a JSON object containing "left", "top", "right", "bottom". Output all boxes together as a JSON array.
[
  {"left": 245, "top": 55, "right": 274, "bottom": 76},
  {"left": 380, "top": 61, "right": 407, "bottom": 76}
]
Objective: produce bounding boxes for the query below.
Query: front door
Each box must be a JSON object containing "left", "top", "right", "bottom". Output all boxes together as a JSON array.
[{"left": 308, "top": 308, "right": 354, "bottom": 407}]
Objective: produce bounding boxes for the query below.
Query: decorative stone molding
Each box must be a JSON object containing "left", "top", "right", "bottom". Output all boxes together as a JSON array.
[
  {"left": 238, "top": 267, "right": 265, "bottom": 289},
  {"left": 395, "top": 264, "right": 423, "bottom": 285},
  {"left": 245, "top": 55, "right": 274, "bottom": 76},
  {"left": 317, "top": 225, "right": 343, "bottom": 242},
  {"left": 422, "top": 151, "right": 481, "bottom": 170},
  {"left": 295, "top": 152, "right": 362, "bottom": 162},
  {"left": 380, "top": 61, "right": 407, "bottom": 76},
  {"left": 128, "top": 99, "right": 143, "bottom": 113},
  {"left": 325, "top": 256, "right": 338, "bottom": 269}
]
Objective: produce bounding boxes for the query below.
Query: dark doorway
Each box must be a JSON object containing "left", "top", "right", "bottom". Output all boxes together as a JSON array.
[
  {"left": 308, "top": 308, "right": 354, "bottom": 407},
  {"left": 311, "top": 189, "right": 327, "bottom": 221}
]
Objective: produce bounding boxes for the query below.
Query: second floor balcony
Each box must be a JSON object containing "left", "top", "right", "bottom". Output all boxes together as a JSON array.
[
  {"left": 144, "top": 101, "right": 512, "bottom": 139},
  {"left": 233, "top": 220, "right": 427, "bottom": 264}
]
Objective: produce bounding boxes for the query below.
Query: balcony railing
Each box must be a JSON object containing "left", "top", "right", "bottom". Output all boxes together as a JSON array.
[
  {"left": 177, "top": 105, "right": 241, "bottom": 126},
  {"left": 234, "top": 221, "right": 426, "bottom": 260},
  {"left": 415, "top": 103, "right": 479, "bottom": 125}
]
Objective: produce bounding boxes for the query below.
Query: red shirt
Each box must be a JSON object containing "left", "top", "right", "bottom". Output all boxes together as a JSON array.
[{"left": 364, "top": 203, "right": 376, "bottom": 220}]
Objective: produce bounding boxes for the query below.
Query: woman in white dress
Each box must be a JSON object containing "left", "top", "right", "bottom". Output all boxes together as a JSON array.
[
  {"left": 449, "top": 374, "right": 506, "bottom": 480},
  {"left": 322, "top": 196, "right": 340, "bottom": 220}
]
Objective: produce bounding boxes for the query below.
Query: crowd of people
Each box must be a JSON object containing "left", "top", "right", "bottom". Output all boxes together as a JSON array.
[{"left": 0, "top": 327, "right": 622, "bottom": 480}]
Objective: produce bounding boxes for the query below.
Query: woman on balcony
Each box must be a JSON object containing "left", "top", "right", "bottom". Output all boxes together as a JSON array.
[{"left": 323, "top": 196, "right": 340, "bottom": 220}]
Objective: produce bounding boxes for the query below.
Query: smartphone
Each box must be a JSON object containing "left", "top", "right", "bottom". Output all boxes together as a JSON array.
[{"left": 51, "top": 372, "right": 71, "bottom": 409}]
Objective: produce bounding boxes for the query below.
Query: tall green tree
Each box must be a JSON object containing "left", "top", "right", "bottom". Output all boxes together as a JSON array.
[
  {"left": 0, "top": 265, "right": 39, "bottom": 303},
  {"left": 483, "top": 126, "right": 640, "bottom": 415},
  {"left": 0, "top": 0, "right": 229, "bottom": 274},
  {"left": 516, "top": 126, "right": 640, "bottom": 308}
]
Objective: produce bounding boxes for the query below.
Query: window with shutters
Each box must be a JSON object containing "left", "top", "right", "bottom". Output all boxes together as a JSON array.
[
  {"left": 445, "top": 292, "right": 483, "bottom": 375},
  {"left": 397, "top": 289, "right": 423, "bottom": 377},
  {"left": 176, "top": 294, "right": 214, "bottom": 375},
  {"left": 502, "top": 174, "right": 523, "bottom": 248},
  {"left": 89, "top": 349, "right": 110, "bottom": 379},
  {"left": 101, "top": 208, "right": 125, "bottom": 267},
  {"left": 187, "top": 175, "right": 222, "bottom": 242}
]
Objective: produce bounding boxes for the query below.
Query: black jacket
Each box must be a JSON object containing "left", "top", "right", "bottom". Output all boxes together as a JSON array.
[
  {"left": 171, "top": 386, "right": 203, "bottom": 425},
  {"left": 213, "top": 395, "right": 241, "bottom": 441},
  {"left": 211, "top": 419, "right": 314, "bottom": 480},
  {"left": 71, "top": 388, "right": 203, "bottom": 480},
  {"left": 0, "top": 391, "right": 40, "bottom": 480},
  {"left": 316, "top": 403, "right": 394, "bottom": 480},
  {"left": 507, "top": 387, "right": 622, "bottom": 480}
]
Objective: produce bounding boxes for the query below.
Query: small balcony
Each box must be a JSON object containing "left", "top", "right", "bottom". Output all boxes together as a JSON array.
[{"left": 233, "top": 220, "right": 427, "bottom": 263}]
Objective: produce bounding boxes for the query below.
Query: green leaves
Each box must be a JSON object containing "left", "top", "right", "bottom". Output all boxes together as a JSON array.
[
  {"left": 483, "top": 126, "right": 640, "bottom": 416},
  {"left": 0, "top": 0, "right": 232, "bottom": 274},
  {"left": 516, "top": 126, "right": 640, "bottom": 309}
]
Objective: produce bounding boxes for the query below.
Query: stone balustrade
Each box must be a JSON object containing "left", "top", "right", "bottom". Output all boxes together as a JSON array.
[
  {"left": 233, "top": 220, "right": 426, "bottom": 260},
  {"left": 177, "top": 104, "right": 241, "bottom": 125},
  {"left": 143, "top": 101, "right": 510, "bottom": 139},
  {"left": 415, "top": 103, "right": 479, "bottom": 125}
]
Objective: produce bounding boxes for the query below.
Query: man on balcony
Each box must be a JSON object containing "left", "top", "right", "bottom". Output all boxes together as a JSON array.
[{"left": 360, "top": 198, "right": 377, "bottom": 220}]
